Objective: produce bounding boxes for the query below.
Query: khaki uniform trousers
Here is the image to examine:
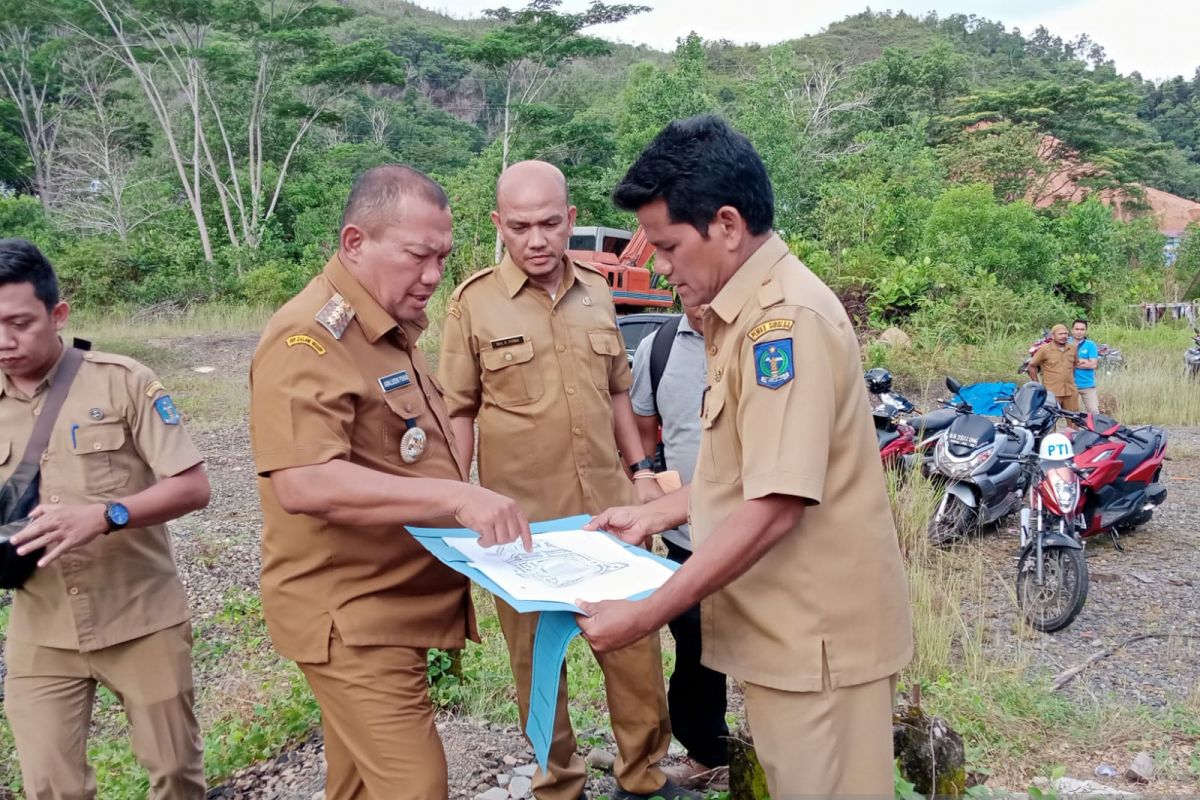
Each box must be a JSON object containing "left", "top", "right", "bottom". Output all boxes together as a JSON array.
[
  {"left": 1056, "top": 393, "right": 1080, "bottom": 413},
  {"left": 298, "top": 628, "right": 447, "bottom": 800},
  {"left": 1079, "top": 387, "right": 1100, "bottom": 415},
  {"left": 496, "top": 599, "right": 670, "bottom": 800},
  {"left": 742, "top": 654, "right": 897, "bottom": 800},
  {"left": 3, "top": 622, "right": 204, "bottom": 800}
]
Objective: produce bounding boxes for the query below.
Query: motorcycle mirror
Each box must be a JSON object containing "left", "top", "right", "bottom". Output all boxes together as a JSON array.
[{"left": 945, "top": 377, "right": 963, "bottom": 395}]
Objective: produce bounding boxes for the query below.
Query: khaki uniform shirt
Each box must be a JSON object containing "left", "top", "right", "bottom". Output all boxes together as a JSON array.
[
  {"left": 250, "top": 255, "right": 475, "bottom": 665},
  {"left": 439, "top": 254, "right": 635, "bottom": 520},
  {"left": 690, "top": 235, "right": 914, "bottom": 693},
  {"left": 1029, "top": 342, "right": 1078, "bottom": 397},
  {"left": 0, "top": 346, "right": 202, "bottom": 652}
]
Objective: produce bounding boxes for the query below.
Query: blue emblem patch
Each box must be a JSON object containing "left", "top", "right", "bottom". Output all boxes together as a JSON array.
[
  {"left": 378, "top": 370, "right": 411, "bottom": 393},
  {"left": 154, "top": 395, "right": 181, "bottom": 425},
  {"left": 754, "top": 339, "right": 794, "bottom": 389}
]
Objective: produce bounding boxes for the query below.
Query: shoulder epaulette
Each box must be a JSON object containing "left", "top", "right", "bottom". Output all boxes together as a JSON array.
[{"left": 451, "top": 266, "right": 497, "bottom": 301}]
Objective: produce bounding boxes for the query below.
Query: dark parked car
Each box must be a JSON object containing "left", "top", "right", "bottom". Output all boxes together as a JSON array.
[{"left": 616, "top": 312, "right": 679, "bottom": 366}]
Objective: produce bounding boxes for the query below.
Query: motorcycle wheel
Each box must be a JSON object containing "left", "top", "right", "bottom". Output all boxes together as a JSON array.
[
  {"left": 928, "top": 494, "right": 976, "bottom": 545},
  {"left": 1016, "top": 545, "right": 1089, "bottom": 632}
]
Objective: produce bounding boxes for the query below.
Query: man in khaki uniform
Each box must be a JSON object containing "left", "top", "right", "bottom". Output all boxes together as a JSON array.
[
  {"left": 438, "top": 161, "right": 681, "bottom": 800},
  {"left": 1, "top": 239, "right": 211, "bottom": 799},
  {"left": 250, "top": 165, "right": 531, "bottom": 800},
  {"left": 1027, "top": 324, "right": 1079, "bottom": 412},
  {"left": 579, "top": 117, "right": 914, "bottom": 798}
]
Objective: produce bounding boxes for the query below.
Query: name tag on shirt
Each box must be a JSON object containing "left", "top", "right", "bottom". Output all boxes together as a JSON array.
[
  {"left": 378, "top": 371, "right": 412, "bottom": 393},
  {"left": 490, "top": 336, "right": 525, "bottom": 349}
]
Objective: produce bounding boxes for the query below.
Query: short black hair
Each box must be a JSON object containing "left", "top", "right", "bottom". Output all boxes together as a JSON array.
[
  {"left": 0, "top": 238, "right": 60, "bottom": 312},
  {"left": 341, "top": 164, "right": 449, "bottom": 235},
  {"left": 612, "top": 115, "right": 774, "bottom": 236},
  {"left": 1073, "top": 318, "right": 1088, "bottom": 328}
]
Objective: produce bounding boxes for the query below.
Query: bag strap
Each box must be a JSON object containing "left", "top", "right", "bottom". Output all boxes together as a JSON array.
[
  {"left": 648, "top": 315, "right": 682, "bottom": 413},
  {"left": 16, "top": 341, "right": 88, "bottom": 469}
]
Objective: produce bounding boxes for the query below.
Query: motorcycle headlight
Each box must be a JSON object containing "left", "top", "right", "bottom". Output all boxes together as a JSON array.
[{"left": 1048, "top": 469, "right": 1079, "bottom": 512}]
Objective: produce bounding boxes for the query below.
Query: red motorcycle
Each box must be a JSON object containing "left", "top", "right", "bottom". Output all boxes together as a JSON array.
[
  {"left": 1061, "top": 410, "right": 1168, "bottom": 545},
  {"left": 875, "top": 413, "right": 915, "bottom": 469}
]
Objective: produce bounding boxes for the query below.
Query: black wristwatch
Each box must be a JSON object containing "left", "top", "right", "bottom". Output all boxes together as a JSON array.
[
  {"left": 628, "top": 457, "right": 655, "bottom": 473},
  {"left": 104, "top": 502, "right": 130, "bottom": 534}
]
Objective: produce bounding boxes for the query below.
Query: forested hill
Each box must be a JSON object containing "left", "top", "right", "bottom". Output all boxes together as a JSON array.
[{"left": 2, "top": 0, "right": 1199, "bottom": 339}]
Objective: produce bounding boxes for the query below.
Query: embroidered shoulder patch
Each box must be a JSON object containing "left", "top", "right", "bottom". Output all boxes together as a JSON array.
[
  {"left": 286, "top": 334, "right": 327, "bottom": 355},
  {"left": 154, "top": 395, "right": 181, "bottom": 425},
  {"left": 315, "top": 293, "right": 355, "bottom": 340},
  {"left": 747, "top": 318, "right": 795, "bottom": 342},
  {"left": 754, "top": 339, "right": 794, "bottom": 389}
]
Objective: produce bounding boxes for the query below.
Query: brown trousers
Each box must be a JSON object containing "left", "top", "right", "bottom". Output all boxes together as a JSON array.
[
  {"left": 496, "top": 598, "right": 670, "bottom": 800},
  {"left": 743, "top": 662, "right": 897, "bottom": 799},
  {"left": 299, "top": 629, "right": 447, "bottom": 800},
  {"left": 3, "top": 622, "right": 204, "bottom": 800}
]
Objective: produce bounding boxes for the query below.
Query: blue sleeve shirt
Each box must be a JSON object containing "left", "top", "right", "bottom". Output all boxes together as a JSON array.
[{"left": 1075, "top": 339, "right": 1098, "bottom": 389}]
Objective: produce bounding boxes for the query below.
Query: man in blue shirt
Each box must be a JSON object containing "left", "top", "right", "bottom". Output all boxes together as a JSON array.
[{"left": 1072, "top": 318, "right": 1100, "bottom": 415}]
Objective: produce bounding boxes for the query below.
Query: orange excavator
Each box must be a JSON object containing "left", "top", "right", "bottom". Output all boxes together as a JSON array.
[{"left": 567, "top": 225, "right": 675, "bottom": 311}]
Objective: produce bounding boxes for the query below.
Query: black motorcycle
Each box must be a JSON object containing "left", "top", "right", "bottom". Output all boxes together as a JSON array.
[
  {"left": 999, "top": 381, "right": 1059, "bottom": 451},
  {"left": 928, "top": 377, "right": 1037, "bottom": 544}
]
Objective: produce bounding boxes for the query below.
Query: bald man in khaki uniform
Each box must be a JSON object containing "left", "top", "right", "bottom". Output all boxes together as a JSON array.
[
  {"left": 1027, "top": 324, "right": 1079, "bottom": 412},
  {"left": 250, "top": 165, "right": 530, "bottom": 800},
  {"left": 439, "top": 161, "right": 679, "bottom": 800},
  {"left": 1, "top": 239, "right": 211, "bottom": 799},
  {"left": 580, "top": 117, "right": 913, "bottom": 798}
]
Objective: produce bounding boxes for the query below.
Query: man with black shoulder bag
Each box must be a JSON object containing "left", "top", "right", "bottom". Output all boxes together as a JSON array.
[{"left": 0, "top": 239, "right": 211, "bottom": 799}]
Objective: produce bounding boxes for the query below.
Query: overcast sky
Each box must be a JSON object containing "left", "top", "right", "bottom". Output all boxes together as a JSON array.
[{"left": 432, "top": 0, "right": 1198, "bottom": 83}]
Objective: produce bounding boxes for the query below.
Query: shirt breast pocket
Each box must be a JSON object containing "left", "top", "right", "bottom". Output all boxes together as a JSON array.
[
  {"left": 382, "top": 385, "right": 431, "bottom": 465},
  {"left": 697, "top": 385, "right": 740, "bottom": 484},
  {"left": 587, "top": 329, "right": 623, "bottom": 392},
  {"left": 70, "top": 421, "right": 131, "bottom": 495},
  {"left": 480, "top": 341, "right": 543, "bottom": 407}
]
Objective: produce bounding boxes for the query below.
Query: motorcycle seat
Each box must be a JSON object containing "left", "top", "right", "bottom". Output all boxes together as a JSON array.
[
  {"left": 877, "top": 428, "right": 901, "bottom": 448},
  {"left": 907, "top": 409, "right": 957, "bottom": 433},
  {"left": 1118, "top": 438, "right": 1157, "bottom": 473}
]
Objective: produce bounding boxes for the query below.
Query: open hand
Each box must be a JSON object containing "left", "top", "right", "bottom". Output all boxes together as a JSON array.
[{"left": 584, "top": 505, "right": 657, "bottom": 546}]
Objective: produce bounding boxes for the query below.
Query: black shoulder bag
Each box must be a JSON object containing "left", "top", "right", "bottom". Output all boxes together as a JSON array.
[{"left": 0, "top": 343, "right": 87, "bottom": 589}]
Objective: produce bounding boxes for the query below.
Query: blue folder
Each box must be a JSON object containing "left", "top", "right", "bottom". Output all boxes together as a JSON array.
[{"left": 407, "top": 515, "right": 678, "bottom": 769}]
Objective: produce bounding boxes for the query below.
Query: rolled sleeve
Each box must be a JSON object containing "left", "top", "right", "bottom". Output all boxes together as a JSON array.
[
  {"left": 124, "top": 364, "right": 204, "bottom": 479},
  {"left": 629, "top": 334, "right": 657, "bottom": 417},
  {"left": 437, "top": 301, "right": 483, "bottom": 418},
  {"left": 250, "top": 335, "right": 356, "bottom": 476},
  {"left": 737, "top": 309, "right": 835, "bottom": 505}
]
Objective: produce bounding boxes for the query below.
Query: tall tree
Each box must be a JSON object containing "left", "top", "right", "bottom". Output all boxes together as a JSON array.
[
  {"left": 0, "top": 1, "right": 70, "bottom": 208},
  {"left": 460, "top": 0, "right": 647, "bottom": 261}
]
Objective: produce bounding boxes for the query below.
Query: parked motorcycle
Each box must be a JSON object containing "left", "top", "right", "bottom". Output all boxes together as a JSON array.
[
  {"left": 1016, "top": 432, "right": 1089, "bottom": 632},
  {"left": 865, "top": 368, "right": 956, "bottom": 469},
  {"left": 998, "top": 382, "right": 1059, "bottom": 451},
  {"left": 866, "top": 369, "right": 916, "bottom": 470},
  {"left": 1058, "top": 408, "right": 1168, "bottom": 546},
  {"left": 1186, "top": 327, "right": 1200, "bottom": 379},
  {"left": 927, "top": 377, "right": 1036, "bottom": 544}
]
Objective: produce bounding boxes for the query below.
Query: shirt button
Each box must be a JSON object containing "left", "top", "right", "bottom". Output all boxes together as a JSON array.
[
  {"left": 572, "top": 427, "right": 582, "bottom": 437},
  {"left": 41, "top": 452, "right": 50, "bottom": 463},
  {"left": 93, "top": 442, "right": 102, "bottom": 450},
  {"left": 69, "top": 587, "right": 80, "bottom": 596},
  {"left": 567, "top": 387, "right": 576, "bottom": 395},
  {"left": 557, "top": 344, "right": 566, "bottom": 353},
  {"left": 50, "top": 495, "right": 60, "bottom": 503},
  {"left": 32, "top": 408, "right": 41, "bottom": 416},
  {"left": 404, "top": 403, "right": 414, "bottom": 413},
  {"left": 715, "top": 368, "right": 723, "bottom": 382},
  {"left": 504, "top": 353, "right": 514, "bottom": 362},
  {"left": 709, "top": 345, "right": 718, "bottom": 355}
]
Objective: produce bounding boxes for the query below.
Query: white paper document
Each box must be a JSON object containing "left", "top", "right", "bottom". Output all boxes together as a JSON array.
[{"left": 445, "top": 530, "right": 674, "bottom": 607}]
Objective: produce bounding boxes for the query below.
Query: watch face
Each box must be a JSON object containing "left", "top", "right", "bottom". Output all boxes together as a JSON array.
[{"left": 108, "top": 503, "right": 130, "bottom": 526}]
